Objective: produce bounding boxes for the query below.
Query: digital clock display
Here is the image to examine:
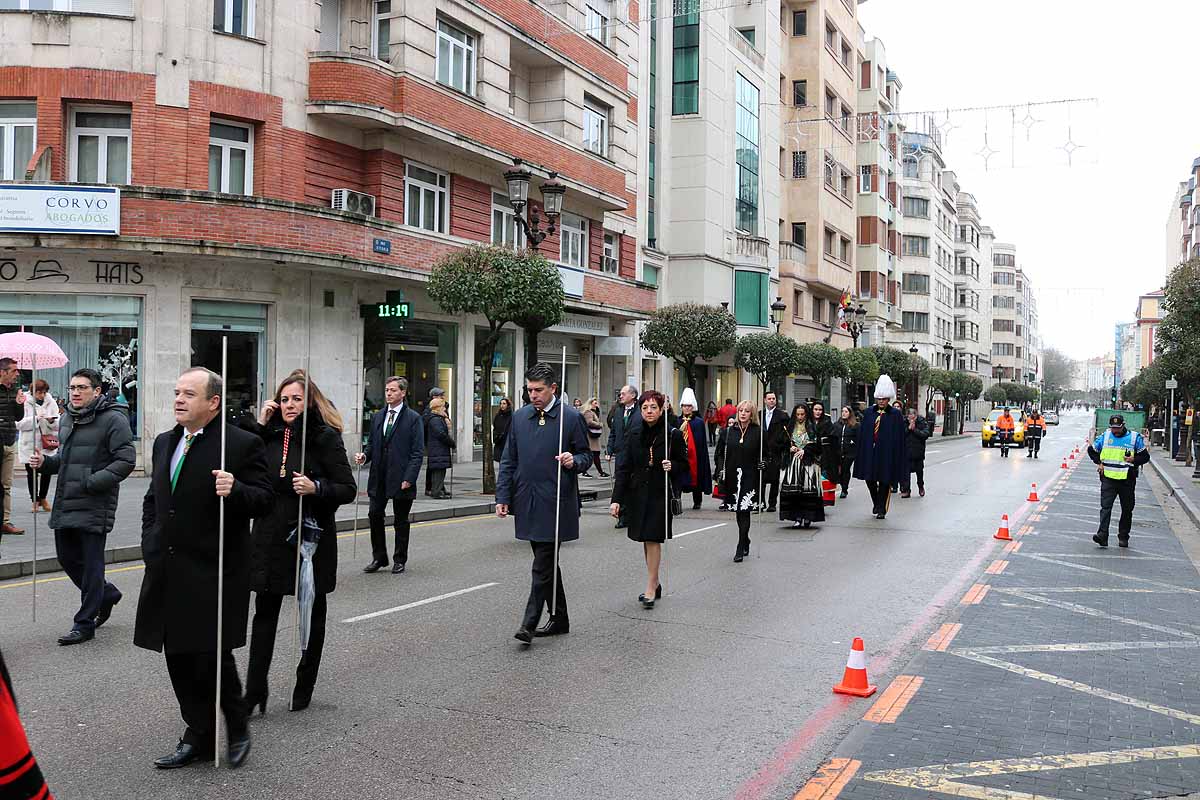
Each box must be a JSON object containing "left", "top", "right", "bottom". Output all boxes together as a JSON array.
[{"left": 375, "top": 303, "right": 411, "bottom": 319}]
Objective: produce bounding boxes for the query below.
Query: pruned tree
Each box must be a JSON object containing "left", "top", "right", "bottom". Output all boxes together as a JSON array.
[
  {"left": 427, "top": 245, "right": 564, "bottom": 493},
  {"left": 843, "top": 348, "right": 880, "bottom": 404},
  {"left": 640, "top": 303, "right": 738, "bottom": 405},
  {"left": 794, "top": 342, "right": 848, "bottom": 405},
  {"left": 958, "top": 375, "right": 984, "bottom": 433},
  {"left": 734, "top": 332, "right": 801, "bottom": 404},
  {"left": 984, "top": 384, "right": 1008, "bottom": 406}
]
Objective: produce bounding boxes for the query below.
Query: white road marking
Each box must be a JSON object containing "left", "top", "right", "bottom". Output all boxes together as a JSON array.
[
  {"left": 1021, "top": 554, "right": 1200, "bottom": 593},
  {"left": 674, "top": 522, "right": 727, "bottom": 538},
  {"left": 342, "top": 582, "right": 498, "bottom": 623},
  {"left": 987, "top": 587, "right": 1199, "bottom": 638},
  {"left": 1025, "top": 553, "right": 1183, "bottom": 561},
  {"left": 958, "top": 640, "right": 1200, "bottom": 655}
]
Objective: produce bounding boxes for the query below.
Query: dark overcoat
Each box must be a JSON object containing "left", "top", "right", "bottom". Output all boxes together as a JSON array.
[
  {"left": 674, "top": 414, "right": 712, "bottom": 494},
  {"left": 425, "top": 414, "right": 455, "bottom": 470},
  {"left": 760, "top": 407, "right": 788, "bottom": 474},
  {"left": 905, "top": 415, "right": 931, "bottom": 465},
  {"left": 718, "top": 423, "right": 762, "bottom": 510},
  {"left": 612, "top": 420, "right": 687, "bottom": 543},
  {"left": 605, "top": 404, "right": 643, "bottom": 468},
  {"left": 812, "top": 415, "right": 838, "bottom": 479},
  {"left": 496, "top": 399, "right": 592, "bottom": 542},
  {"left": 363, "top": 404, "right": 424, "bottom": 500},
  {"left": 492, "top": 409, "right": 512, "bottom": 462},
  {"left": 853, "top": 404, "right": 908, "bottom": 485},
  {"left": 240, "top": 412, "right": 357, "bottom": 596},
  {"left": 134, "top": 423, "right": 274, "bottom": 655}
]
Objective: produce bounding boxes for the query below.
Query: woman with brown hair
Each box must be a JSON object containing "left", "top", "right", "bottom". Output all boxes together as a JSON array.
[
  {"left": 581, "top": 397, "right": 609, "bottom": 478},
  {"left": 240, "top": 370, "right": 356, "bottom": 713},
  {"left": 717, "top": 400, "right": 762, "bottom": 561},
  {"left": 778, "top": 403, "right": 825, "bottom": 529},
  {"left": 426, "top": 396, "right": 456, "bottom": 500}
]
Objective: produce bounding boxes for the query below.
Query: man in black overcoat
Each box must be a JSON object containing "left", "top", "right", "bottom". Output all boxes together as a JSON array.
[
  {"left": 134, "top": 367, "right": 274, "bottom": 770},
  {"left": 760, "top": 391, "right": 788, "bottom": 513},
  {"left": 605, "top": 384, "right": 641, "bottom": 529},
  {"left": 853, "top": 375, "right": 908, "bottom": 520}
]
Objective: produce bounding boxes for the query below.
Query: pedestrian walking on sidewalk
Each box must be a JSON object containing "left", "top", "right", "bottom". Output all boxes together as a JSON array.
[
  {"left": 0, "top": 358, "right": 27, "bottom": 536},
  {"left": 497, "top": 363, "right": 591, "bottom": 644},
  {"left": 853, "top": 376, "right": 908, "bottom": 520},
  {"left": 610, "top": 390, "right": 686, "bottom": 607},
  {"left": 356, "top": 377, "right": 424, "bottom": 574},
  {"left": 492, "top": 396, "right": 513, "bottom": 463},
  {"left": 674, "top": 388, "right": 712, "bottom": 510},
  {"left": 134, "top": 367, "right": 274, "bottom": 770},
  {"left": 240, "top": 371, "right": 356, "bottom": 715},
  {"left": 832, "top": 406, "right": 857, "bottom": 498},
  {"left": 719, "top": 401, "right": 762, "bottom": 561},
  {"left": 900, "top": 407, "right": 930, "bottom": 498},
  {"left": 778, "top": 403, "right": 824, "bottom": 529},
  {"left": 17, "top": 379, "right": 57, "bottom": 512},
  {"left": 581, "top": 398, "right": 608, "bottom": 478},
  {"left": 29, "top": 368, "right": 135, "bottom": 646},
  {"left": 1087, "top": 413, "right": 1150, "bottom": 548},
  {"left": 425, "top": 397, "right": 456, "bottom": 500}
]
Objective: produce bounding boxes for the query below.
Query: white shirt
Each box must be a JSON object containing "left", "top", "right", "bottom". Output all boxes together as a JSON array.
[
  {"left": 384, "top": 403, "right": 404, "bottom": 429},
  {"left": 170, "top": 426, "right": 203, "bottom": 479},
  {"left": 764, "top": 406, "right": 776, "bottom": 429}
]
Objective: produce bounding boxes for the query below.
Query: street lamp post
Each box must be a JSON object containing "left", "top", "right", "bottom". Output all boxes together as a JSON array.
[
  {"left": 942, "top": 340, "right": 956, "bottom": 436},
  {"left": 503, "top": 158, "right": 566, "bottom": 253},
  {"left": 845, "top": 301, "right": 868, "bottom": 348},
  {"left": 770, "top": 296, "right": 787, "bottom": 334},
  {"left": 908, "top": 342, "right": 919, "bottom": 410}
]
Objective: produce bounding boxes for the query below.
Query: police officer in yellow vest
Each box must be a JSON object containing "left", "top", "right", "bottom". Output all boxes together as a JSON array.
[{"left": 1086, "top": 413, "right": 1149, "bottom": 548}]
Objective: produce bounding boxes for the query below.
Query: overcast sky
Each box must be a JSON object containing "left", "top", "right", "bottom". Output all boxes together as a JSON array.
[{"left": 857, "top": 0, "right": 1198, "bottom": 361}]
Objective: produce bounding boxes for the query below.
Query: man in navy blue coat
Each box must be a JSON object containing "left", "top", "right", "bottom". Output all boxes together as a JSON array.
[
  {"left": 497, "top": 363, "right": 592, "bottom": 644},
  {"left": 853, "top": 375, "right": 908, "bottom": 520},
  {"left": 356, "top": 376, "right": 425, "bottom": 574}
]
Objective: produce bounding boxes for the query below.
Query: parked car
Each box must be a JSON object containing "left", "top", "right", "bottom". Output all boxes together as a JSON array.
[{"left": 1044, "top": 410, "right": 1059, "bottom": 425}]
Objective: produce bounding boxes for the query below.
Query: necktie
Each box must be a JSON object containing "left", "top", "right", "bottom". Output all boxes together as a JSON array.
[
  {"left": 384, "top": 409, "right": 396, "bottom": 437},
  {"left": 873, "top": 412, "right": 881, "bottom": 443},
  {"left": 171, "top": 433, "right": 195, "bottom": 492}
]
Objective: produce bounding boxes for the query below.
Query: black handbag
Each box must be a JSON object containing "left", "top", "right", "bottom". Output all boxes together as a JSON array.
[{"left": 669, "top": 495, "right": 683, "bottom": 516}]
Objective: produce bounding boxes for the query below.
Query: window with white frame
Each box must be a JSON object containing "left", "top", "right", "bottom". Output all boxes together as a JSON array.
[
  {"left": 213, "top": 0, "right": 254, "bottom": 37},
  {"left": 0, "top": 102, "right": 36, "bottom": 182},
  {"left": 208, "top": 119, "right": 253, "bottom": 195},
  {"left": 584, "top": 0, "right": 610, "bottom": 44},
  {"left": 559, "top": 212, "right": 587, "bottom": 269},
  {"left": 373, "top": 1, "right": 391, "bottom": 63},
  {"left": 602, "top": 232, "right": 619, "bottom": 273},
  {"left": 70, "top": 107, "right": 131, "bottom": 185},
  {"left": 436, "top": 19, "right": 476, "bottom": 95},
  {"left": 404, "top": 162, "right": 448, "bottom": 233},
  {"left": 859, "top": 165, "right": 872, "bottom": 193},
  {"left": 491, "top": 191, "right": 526, "bottom": 251},
  {"left": 583, "top": 99, "right": 609, "bottom": 156}
]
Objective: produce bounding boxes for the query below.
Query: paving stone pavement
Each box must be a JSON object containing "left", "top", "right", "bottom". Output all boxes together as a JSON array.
[{"left": 798, "top": 458, "right": 1200, "bottom": 800}]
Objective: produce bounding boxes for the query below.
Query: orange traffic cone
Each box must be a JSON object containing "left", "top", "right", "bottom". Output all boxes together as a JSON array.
[
  {"left": 1069, "top": 451, "right": 1075, "bottom": 460},
  {"left": 994, "top": 514, "right": 1012, "bottom": 540},
  {"left": 832, "top": 637, "right": 877, "bottom": 697},
  {"left": 822, "top": 478, "right": 836, "bottom": 507},
  {"left": 1061, "top": 460, "right": 1069, "bottom": 469},
  {"left": 1027, "top": 483, "right": 1039, "bottom": 502}
]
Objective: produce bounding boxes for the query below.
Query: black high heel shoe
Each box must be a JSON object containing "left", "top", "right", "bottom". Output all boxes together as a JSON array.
[
  {"left": 244, "top": 692, "right": 268, "bottom": 716},
  {"left": 638, "top": 584, "right": 662, "bottom": 608},
  {"left": 290, "top": 690, "right": 312, "bottom": 712}
]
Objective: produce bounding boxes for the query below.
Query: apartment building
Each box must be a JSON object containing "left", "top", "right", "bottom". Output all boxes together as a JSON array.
[
  {"left": 777, "top": 0, "right": 860, "bottom": 354},
  {"left": 1114, "top": 321, "right": 1139, "bottom": 388},
  {"left": 1018, "top": 267, "right": 1040, "bottom": 385},
  {"left": 0, "top": 0, "right": 649, "bottom": 463},
  {"left": 1166, "top": 177, "right": 1191, "bottom": 275},
  {"left": 950, "top": 176, "right": 993, "bottom": 417},
  {"left": 852, "top": 35, "right": 903, "bottom": 349},
  {"left": 1137, "top": 289, "right": 1164, "bottom": 369},
  {"left": 989, "top": 242, "right": 1021, "bottom": 383},
  {"left": 640, "top": 0, "right": 782, "bottom": 403}
]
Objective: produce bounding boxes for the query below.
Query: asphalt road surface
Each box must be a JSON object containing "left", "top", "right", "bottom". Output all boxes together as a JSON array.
[{"left": 0, "top": 411, "right": 1095, "bottom": 800}]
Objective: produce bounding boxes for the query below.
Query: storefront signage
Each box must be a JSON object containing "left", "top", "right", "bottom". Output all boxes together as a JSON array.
[
  {"left": 0, "top": 257, "right": 145, "bottom": 285},
  {"left": 362, "top": 301, "right": 412, "bottom": 319},
  {"left": 373, "top": 238, "right": 391, "bottom": 255},
  {"left": 556, "top": 263, "right": 585, "bottom": 299},
  {"left": 595, "top": 336, "right": 631, "bottom": 357},
  {"left": 0, "top": 185, "right": 120, "bottom": 236},
  {"left": 547, "top": 313, "right": 608, "bottom": 337}
]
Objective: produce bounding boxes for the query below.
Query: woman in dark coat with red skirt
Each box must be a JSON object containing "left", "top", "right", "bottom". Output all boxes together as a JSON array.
[{"left": 240, "top": 370, "right": 356, "bottom": 713}]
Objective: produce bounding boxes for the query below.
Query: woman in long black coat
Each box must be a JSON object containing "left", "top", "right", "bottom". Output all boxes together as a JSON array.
[
  {"left": 492, "top": 397, "right": 512, "bottom": 462},
  {"left": 241, "top": 370, "right": 356, "bottom": 713},
  {"left": 831, "top": 406, "right": 858, "bottom": 498},
  {"left": 426, "top": 397, "right": 456, "bottom": 499},
  {"left": 717, "top": 401, "right": 762, "bottom": 562},
  {"left": 811, "top": 402, "right": 838, "bottom": 485},
  {"left": 610, "top": 390, "right": 687, "bottom": 609},
  {"left": 778, "top": 403, "right": 825, "bottom": 529}
]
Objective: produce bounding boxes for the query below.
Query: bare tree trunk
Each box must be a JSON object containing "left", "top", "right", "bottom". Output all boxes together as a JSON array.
[{"left": 479, "top": 326, "right": 504, "bottom": 495}]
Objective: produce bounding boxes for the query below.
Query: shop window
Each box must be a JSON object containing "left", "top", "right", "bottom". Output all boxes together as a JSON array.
[
  {"left": 0, "top": 102, "right": 36, "bottom": 182},
  {"left": 214, "top": 0, "right": 254, "bottom": 37},
  {"left": 190, "top": 300, "right": 267, "bottom": 420},
  {"left": 69, "top": 106, "right": 131, "bottom": 185},
  {"left": 372, "top": 0, "right": 391, "bottom": 63},
  {"left": 474, "top": 328, "right": 514, "bottom": 448},
  {"left": 559, "top": 212, "right": 587, "bottom": 269},
  {"left": 436, "top": 19, "right": 476, "bottom": 95},
  {"left": 491, "top": 192, "right": 526, "bottom": 251},
  {"left": 734, "top": 270, "right": 768, "bottom": 327},
  {"left": 0, "top": 294, "right": 142, "bottom": 437},
  {"left": 404, "top": 162, "right": 448, "bottom": 233},
  {"left": 208, "top": 119, "right": 253, "bottom": 195}
]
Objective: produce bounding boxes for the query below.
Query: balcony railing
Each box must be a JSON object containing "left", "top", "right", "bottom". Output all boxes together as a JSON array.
[
  {"left": 730, "top": 27, "right": 765, "bottom": 69},
  {"left": 735, "top": 234, "right": 770, "bottom": 261},
  {"left": 778, "top": 240, "right": 806, "bottom": 262}
]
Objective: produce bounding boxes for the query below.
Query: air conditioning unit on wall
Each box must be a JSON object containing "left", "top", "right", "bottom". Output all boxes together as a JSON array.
[{"left": 331, "top": 188, "right": 376, "bottom": 216}]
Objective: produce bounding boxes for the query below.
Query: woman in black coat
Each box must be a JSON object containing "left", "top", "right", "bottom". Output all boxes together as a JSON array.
[
  {"left": 611, "top": 391, "right": 687, "bottom": 609},
  {"left": 492, "top": 397, "right": 512, "bottom": 462},
  {"left": 811, "top": 402, "right": 838, "bottom": 485},
  {"left": 778, "top": 403, "right": 825, "bottom": 529},
  {"left": 831, "top": 406, "right": 858, "bottom": 498},
  {"left": 717, "top": 401, "right": 762, "bottom": 562},
  {"left": 241, "top": 370, "right": 356, "bottom": 713},
  {"left": 426, "top": 397, "right": 456, "bottom": 499}
]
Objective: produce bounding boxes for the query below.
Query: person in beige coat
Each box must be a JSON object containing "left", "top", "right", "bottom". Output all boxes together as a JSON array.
[
  {"left": 581, "top": 397, "right": 609, "bottom": 478},
  {"left": 16, "top": 379, "right": 58, "bottom": 512}
]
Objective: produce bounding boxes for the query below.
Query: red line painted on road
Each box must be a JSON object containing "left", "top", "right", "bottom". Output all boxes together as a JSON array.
[{"left": 734, "top": 465, "right": 1072, "bottom": 800}]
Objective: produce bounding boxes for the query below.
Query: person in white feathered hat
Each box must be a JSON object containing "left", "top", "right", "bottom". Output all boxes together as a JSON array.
[
  {"left": 676, "top": 388, "right": 713, "bottom": 510},
  {"left": 851, "top": 374, "right": 908, "bottom": 519}
]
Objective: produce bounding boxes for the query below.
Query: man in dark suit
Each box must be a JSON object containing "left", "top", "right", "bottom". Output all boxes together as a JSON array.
[
  {"left": 497, "top": 363, "right": 592, "bottom": 644},
  {"left": 760, "top": 391, "right": 787, "bottom": 513},
  {"left": 604, "top": 384, "right": 641, "bottom": 529},
  {"left": 356, "top": 376, "right": 424, "bottom": 574},
  {"left": 134, "top": 367, "right": 274, "bottom": 770}
]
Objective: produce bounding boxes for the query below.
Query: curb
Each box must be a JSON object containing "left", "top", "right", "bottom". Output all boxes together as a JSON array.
[
  {"left": 1150, "top": 458, "right": 1200, "bottom": 529},
  {"left": 0, "top": 487, "right": 613, "bottom": 582}
]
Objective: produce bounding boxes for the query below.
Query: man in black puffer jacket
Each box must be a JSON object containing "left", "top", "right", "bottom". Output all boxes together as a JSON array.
[{"left": 30, "top": 367, "right": 136, "bottom": 646}]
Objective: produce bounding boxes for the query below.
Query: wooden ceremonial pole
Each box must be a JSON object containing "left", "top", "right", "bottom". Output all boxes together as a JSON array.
[
  {"left": 214, "top": 337, "right": 228, "bottom": 767},
  {"left": 550, "top": 347, "right": 566, "bottom": 619}
]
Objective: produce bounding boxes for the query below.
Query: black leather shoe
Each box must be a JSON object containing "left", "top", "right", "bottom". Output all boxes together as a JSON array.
[
  {"left": 1092, "top": 533, "right": 1109, "bottom": 548},
  {"left": 226, "top": 731, "right": 251, "bottom": 769},
  {"left": 95, "top": 594, "right": 121, "bottom": 628},
  {"left": 514, "top": 627, "right": 534, "bottom": 645},
  {"left": 535, "top": 619, "right": 570, "bottom": 636},
  {"left": 57, "top": 629, "right": 94, "bottom": 646},
  {"left": 766, "top": 506, "right": 777, "bottom": 513},
  {"left": 1118, "top": 535, "right": 1130, "bottom": 548},
  {"left": 839, "top": 491, "right": 848, "bottom": 498},
  {"left": 244, "top": 691, "right": 268, "bottom": 716},
  {"left": 614, "top": 521, "right": 627, "bottom": 529},
  {"left": 391, "top": 561, "right": 406, "bottom": 574},
  {"left": 154, "top": 740, "right": 209, "bottom": 769},
  {"left": 362, "top": 559, "right": 388, "bottom": 573},
  {"left": 733, "top": 547, "right": 745, "bottom": 563}
]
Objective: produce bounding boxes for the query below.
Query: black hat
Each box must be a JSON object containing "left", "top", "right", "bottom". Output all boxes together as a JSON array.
[{"left": 1109, "top": 414, "right": 1125, "bottom": 425}]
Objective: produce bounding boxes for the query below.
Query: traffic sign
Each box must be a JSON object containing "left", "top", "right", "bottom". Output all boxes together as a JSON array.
[{"left": 1166, "top": 377, "right": 1179, "bottom": 389}]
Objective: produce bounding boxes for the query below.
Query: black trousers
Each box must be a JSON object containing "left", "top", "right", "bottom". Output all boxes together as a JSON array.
[
  {"left": 523, "top": 541, "right": 567, "bottom": 629},
  {"left": 1098, "top": 476, "right": 1136, "bottom": 537},
  {"left": 688, "top": 488, "right": 705, "bottom": 509},
  {"left": 736, "top": 510, "right": 752, "bottom": 549},
  {"left": 865, "top": 481, "right": 892, "bottom": 515},
  {"left": 164, "top": 649, "right": 247, "bottom": 750},
  {"left": 245, "top": 591, "right": 328, "bottom": 702},
  {"left": 837, "top": 458, "right": 854, "bottom": 493},
  {"left": 901, "top": 462, "right": 925, "bottom": 493},
  {"left": 763, "top": 473, "right": 780, "bottom": 508},
  {"left": 53, "top": 528, "right": 120, "bottom": 633},
  {"left": 369, "top": 494, "right": 414, "bottom": 564},
  {"left": 25, "top": 465, "right": 51, "bottom": 501}
]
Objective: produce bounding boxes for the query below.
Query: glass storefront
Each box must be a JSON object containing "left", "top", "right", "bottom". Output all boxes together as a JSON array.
[
  {"left": 362, "top": 316, "right": 456, "bottom": 441},
  {"left": 473, "top": 329, "right": 514, "bottom": 448},
  {"left": 0, "top": 294, "right": 142, "bottom": 436},
  {"left": 190, "top": 299, "right": 267, "bottom": 420}
]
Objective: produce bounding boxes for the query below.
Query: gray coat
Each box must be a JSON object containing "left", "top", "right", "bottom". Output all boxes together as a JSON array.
[
  {"left": 496, "top": 399, "right": 592, "bottom": 542},
  {"left": 40, "top": 395, "right": 136, "bottom": 535}
]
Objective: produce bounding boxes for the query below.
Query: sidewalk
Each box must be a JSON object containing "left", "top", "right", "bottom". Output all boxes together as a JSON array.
[
  {"left": 1151, "top": 453, "right": 1200, "bottom": 529},
  {"left": 795, "top": 453, "right": 1200, "bottom": 799},
  {"left": 0, "top": 459, "right": 616, "bottom": 579}
]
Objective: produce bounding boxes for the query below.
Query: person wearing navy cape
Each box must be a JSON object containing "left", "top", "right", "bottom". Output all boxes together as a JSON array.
[
  {"left": 852, "top": 375, "right": 908, "bottom": 520},
  {"left": 496, "top": 363, "right": 592, "bottom": 644}
]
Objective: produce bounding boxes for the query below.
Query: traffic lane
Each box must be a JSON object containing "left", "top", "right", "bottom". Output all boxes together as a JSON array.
[{"left": 0, "top": 429, "right": 1085, "bottom": 800}]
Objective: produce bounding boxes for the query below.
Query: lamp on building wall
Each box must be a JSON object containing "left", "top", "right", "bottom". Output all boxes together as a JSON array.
[
  {"left": 503, "top": 158, "right": 565, "bottom": 253},
  {"left": 770, "top": 296, "right": 787, "bottom": 333}
]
